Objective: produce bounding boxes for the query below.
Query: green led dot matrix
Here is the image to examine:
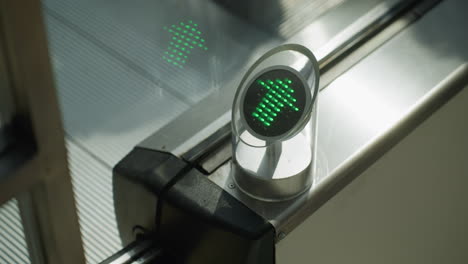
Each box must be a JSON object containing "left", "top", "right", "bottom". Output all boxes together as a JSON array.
[
  {"left": 252, "top": 78, "right": 299, "bottom": 127},
  {"left": 162, "top": 20, "right": 208, "bottom": 68},
  {"left": 242, "top": 69, "right": 307, "bottom": 138}
]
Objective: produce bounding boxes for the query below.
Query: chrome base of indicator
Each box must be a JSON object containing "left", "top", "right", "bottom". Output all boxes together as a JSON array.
[
  {"left": 231, "top": 44, "right": 320, "bottom": 202},
  {"left": 233, "top": 115, "right": 317, "bottom": 202}
]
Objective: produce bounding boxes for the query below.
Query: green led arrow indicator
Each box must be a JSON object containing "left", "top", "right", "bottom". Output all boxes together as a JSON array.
[
  {"left": 252, "top": 78, "right": 299, "bottom": 127},
  {"left": 162, "top": 20, "right": 208, "bottom": 68}
]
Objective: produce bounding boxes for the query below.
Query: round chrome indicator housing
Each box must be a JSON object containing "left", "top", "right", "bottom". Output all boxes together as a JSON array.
[{"left": 231, "top": 44, "right": 320, "bottom": 201}]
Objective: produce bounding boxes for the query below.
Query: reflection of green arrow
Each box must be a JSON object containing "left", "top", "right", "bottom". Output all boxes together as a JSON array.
[
  {"left": 252, "top": 78, "right": 299, "bottom": 127},
  {"left": 162, "top": 20, "right": 208, "bottom": 68}
]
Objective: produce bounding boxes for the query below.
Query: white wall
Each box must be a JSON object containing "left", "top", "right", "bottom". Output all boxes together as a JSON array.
[{"left": 277, "top": 84, "right": 468, "bottom": 263}]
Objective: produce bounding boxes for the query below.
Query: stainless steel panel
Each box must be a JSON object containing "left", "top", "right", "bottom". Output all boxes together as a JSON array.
[
  {"left": 138, "top": 0, "right": 418, "bottom": 158},
  {"left": 209, "top": 0, "right": 468, "bottom": 238},
  {"left": 0, "top": 0, "right": 436, "bottom": 263},
  {"left": 215, "top": 0, "right": 346, "bottom": 39},
  {"left": 278, "top": 75, "right": 468, "bottom": 264}
]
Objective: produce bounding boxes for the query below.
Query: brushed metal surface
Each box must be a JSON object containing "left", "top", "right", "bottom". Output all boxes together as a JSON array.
[
  {"left": 0, "top": 0, "right": 433, "bottom": 263},
  {"left": 138, "top": 0, "right": 416, "bottom": 158},
  {"left": 277, "top": 70, "right": 468, "bottom": 264},
  {"left": 209, "top": 0, "right": 468, "bottom": 238}
]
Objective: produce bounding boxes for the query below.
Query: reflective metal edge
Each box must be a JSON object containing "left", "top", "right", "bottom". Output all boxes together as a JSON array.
[
  {"left": 209, "top": 63, "right": 468, "bottom": 238},
  {"left": 313, "top": 0, "right": 421, "bottom": 70},
  {"left": 138, "top": 0, "right": 419, "bottom": 158},
  {"left": 278, "top": 63, "right": 468, "bottom": 235},
  {"left": 187, "top": 0, "right": 441, "bottom": 168},
  {"left": 99, "top": 238, "right": 155, "bottom": 264}
]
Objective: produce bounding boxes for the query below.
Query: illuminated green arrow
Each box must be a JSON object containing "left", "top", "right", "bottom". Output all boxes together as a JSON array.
[
  {"left": 252, "top": 78, "right": 299, "bottom": 127},
  {"left": 162, "top": 20, "right": 208, "bottom": 68}
]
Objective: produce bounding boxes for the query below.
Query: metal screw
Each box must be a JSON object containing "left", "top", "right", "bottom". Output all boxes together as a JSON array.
[
  {"left": 228, "top": 183, "right": 236, "bottom": 189},
  {"left": 277, "top": 232, "right": 286, "bottom": 241}
]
